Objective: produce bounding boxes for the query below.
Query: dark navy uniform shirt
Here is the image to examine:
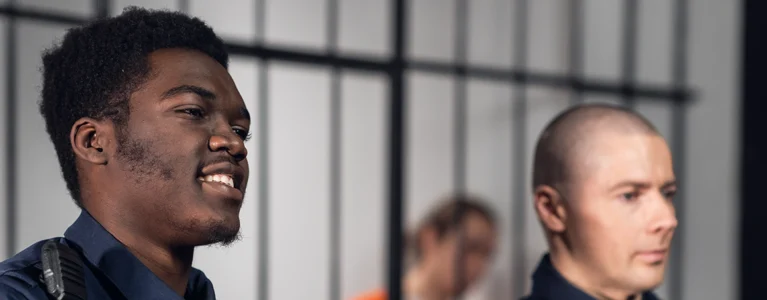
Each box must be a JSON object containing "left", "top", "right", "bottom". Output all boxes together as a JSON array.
[
  {"left": 522, "top": 254, "right": 660, "bottom": 300},
  {"left": 0, "top": 210, "right": 216, "bottom": 299}
]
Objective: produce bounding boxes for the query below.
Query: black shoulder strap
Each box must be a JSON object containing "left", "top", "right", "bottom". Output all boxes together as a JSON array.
[{"left": 38, "top": 239, "right": 87, "bottom": 300}]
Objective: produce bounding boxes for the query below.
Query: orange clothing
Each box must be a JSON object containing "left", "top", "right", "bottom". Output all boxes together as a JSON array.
[{"left": 351, "top": 289, "right": 386, "bottom": 300}]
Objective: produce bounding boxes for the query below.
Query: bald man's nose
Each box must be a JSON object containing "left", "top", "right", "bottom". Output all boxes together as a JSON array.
[{"left": 649, "top": 194, "right": 678, "bottom": 234}]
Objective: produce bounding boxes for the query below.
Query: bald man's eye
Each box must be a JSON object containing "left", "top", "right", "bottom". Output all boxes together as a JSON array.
[
  {"left": 620, "top": 191, "right": 640, "bottom": 202},
  {"left": 662, "top": 189, "right": 677, "bottom": 201}
]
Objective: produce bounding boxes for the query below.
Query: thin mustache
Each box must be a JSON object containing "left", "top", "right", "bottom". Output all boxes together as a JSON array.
[{"left": 201, "top": 156, "right": 239, "bottom": 168}]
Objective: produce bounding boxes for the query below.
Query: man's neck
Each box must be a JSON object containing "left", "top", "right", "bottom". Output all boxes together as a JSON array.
[
  {"left": 92, "top": 209, "right": 194, "bottom": 296},
  {"left": 549, "top": 250, "right": 640, "bottom": 300},
  {"left": 124, "top": 240, "right": 194, "bottom": 296}
]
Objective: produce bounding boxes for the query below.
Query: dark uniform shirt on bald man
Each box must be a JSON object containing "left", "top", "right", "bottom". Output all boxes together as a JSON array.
[
  {"left": 0, "top": 210, "right": 216, "bottom": 299},
  {"left": 522, "top": 254, "right": 660, "bottom": 300}
]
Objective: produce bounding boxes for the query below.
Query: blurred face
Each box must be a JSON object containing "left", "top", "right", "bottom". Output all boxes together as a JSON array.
[
  {"left": 110, "top": 48, "right": 250, "bottom": 247},
  {"left": 565, "top": 131, "right": 677, "bottom": 293},
  {"left": 423, "top": 213, "right": 497, "bottom": 296}
]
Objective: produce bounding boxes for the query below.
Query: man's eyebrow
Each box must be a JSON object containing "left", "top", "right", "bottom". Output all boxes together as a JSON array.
[
  {"left": 240, "top": 107, "right": 251, "bottom": 121},
  {"left": 609, "top": 180, "right": 677, "bottom": 192},
  {"left": 661, "top": 180, "right": 677, "bottom": 190},
  {"left": 161, "top": 85, "right": 216, "bottom": 101},
  {"left": 608, "top": 181, "right": 651, "bottom": 192}
]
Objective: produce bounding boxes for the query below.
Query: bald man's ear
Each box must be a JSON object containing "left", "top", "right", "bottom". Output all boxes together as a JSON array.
[
  {"left": 70, "top": 118, "right": 115, "bottom": 165},
  {"left": 533, "top": 185, "right": 567, "bottom": 233}
]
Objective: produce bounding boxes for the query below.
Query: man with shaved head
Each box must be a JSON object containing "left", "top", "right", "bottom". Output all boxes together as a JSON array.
[{"left": 522, "top": 103, "right": 677, "bottom": 300}]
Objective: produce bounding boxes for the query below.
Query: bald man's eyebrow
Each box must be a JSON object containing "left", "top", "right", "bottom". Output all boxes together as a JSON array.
[
  {"left": 660, "top": 180, "right": 677, "bottom": 190},
  {"left": 609, "top": 181, "right": 651, "bottom": 192},
  {"left": 609, "top": 180, "right": 677, "bottom": 192},
  {"left": 161, "top": 85, "right": 216, "bottom": 101}
]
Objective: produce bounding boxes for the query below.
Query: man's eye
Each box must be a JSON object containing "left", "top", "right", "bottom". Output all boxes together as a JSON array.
[
  {"left": 621, "top": 191, "right": 639, "bottom": 201},
  {"left": 179, "top": 108, "right": 205, "bottom": 118},
  {"left": 663, "top": 189, "right": 677, "bottom": 201},
  {"left": 233, "top": 128, "right": 251, "bottom": 141}
]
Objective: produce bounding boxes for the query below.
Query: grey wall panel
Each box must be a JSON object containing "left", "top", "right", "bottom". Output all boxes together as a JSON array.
[
  {"left": 683, "top": 0, "right": 741, "bottom": 298},
  {"left": 189, "top": 0, "right": 257, "bottom": 43},
  {"left": 338, "top": 0, "right": 390, "bottom": 58},
  {"left": 268, "top": 63, "right": 331, "bottom": 300},
  {"left": 265, "top": 0, "right": 328, "bottom": 51},
  {"left": 339, "top": 71, "right": 387, "bottom": 299},
  {"left": 407, "top": 0, "right": 456, "bottom": 62},
  {"left": 465, "top": 79, "right": 515, "bottom": 299},
  {"left": 405, "top": 71, "right": 455, "bottom": 226},
  {"left": 467, "top": 0, "right": 513, "bottom": 69},
  {"left": 527, "top": 0, "right": 568, "bottom": 74},
  {"left": 636, "top": 0, "right": 673, "bottom": 86},
  {"left": 583, "top": 0, "right": 622, "bottom": 80}
]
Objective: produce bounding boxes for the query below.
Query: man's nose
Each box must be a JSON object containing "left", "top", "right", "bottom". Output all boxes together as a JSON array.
[
  {"left": 649, "top": 193, "right": 678, "bottom": 234},
  {"left": 208, "top": 128, "right": 248, "bottom": 161}
]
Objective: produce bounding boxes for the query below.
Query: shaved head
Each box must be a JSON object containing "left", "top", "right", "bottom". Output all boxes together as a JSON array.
[
  {"left": 532, "top": 103, "right": 660, "bottom": 193},
  {"left": 530, "top": 103, "right": 677, "bottom": 299}
]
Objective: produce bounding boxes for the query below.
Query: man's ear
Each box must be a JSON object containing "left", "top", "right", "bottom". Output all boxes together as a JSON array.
[
  {"left": 70, "top": 118, "right": 115, "bottom": 165},
  {"left": 533, "top": 185, "right": 568, "bottom": 233}
]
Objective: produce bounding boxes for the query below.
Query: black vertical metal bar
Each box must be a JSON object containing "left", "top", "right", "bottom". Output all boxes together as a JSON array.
[
  {"left": 511, "top": 0, "right": 529, "bottom": 298},
  {"left": 94, "top": 0, "right": 110, "bottom": 18},
  {"left": 669, "top": 0, "right": 688, "bottom": 299},
  {"left": 4, "top": 0, "right": 17, "bottom": 258},
  {"left": 256, "top": 0, "right": 269, "bottom": 299},
  {"left": 328, "top": 0, "right": 341, "bottom": 298},
  {"left": 621, "top": 0, "right": 639, "bottom": 108},
  {"left": 452, "top": 1, "right": 468, "bottom": 299},
  {"left": 741, "top": 1, "right": 765, "bottom": 299},
  {"left": 568, "top": 0, "right": 584, "bottom": 104},
  {"left": 387, "top": 0, "right": 407, "bottom": 299},
  {"left": 177, "top": 0, "right": 189, "bottom": 14}
]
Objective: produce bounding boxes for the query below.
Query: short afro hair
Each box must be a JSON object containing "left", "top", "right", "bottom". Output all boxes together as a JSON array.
[{"left": 40, "top": 6, "right": 229, "bottom": 207}]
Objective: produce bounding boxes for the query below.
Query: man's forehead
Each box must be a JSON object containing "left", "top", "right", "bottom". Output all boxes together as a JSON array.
[
  {"left": 145, "top": 50, "right": 240, "bottom": 99},
  {"left": 575, "top": 134, "right": 674, "bottom": 186},
  {"left": 147, "top": 49, "right": 228, "bottom": 79}
]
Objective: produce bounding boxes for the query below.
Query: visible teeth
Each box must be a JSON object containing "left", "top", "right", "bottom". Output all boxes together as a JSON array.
[{"left": 199, "top": 174, "right": 234, "bottom": 188}]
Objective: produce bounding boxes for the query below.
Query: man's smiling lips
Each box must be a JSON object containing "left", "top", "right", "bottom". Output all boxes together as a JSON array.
[
  {"left": 198, "top": 174, "right": 244, "bottom": 202},
  {"left": 197, "top": 161, "right": 246, "bottom": 202},
  {"left": 198, "top": 174, "right": 234, "bottom": 188}
]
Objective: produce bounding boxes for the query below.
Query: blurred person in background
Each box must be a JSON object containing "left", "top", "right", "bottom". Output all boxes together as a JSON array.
[
  {"left": 352, "top": 194, "right": 498, "bottom": 300},
  {"left": 0, "top": 7, "right": 249, "bottom": 299},
  {"left": 522, "top": 103, "right": 677, "bottom": 300}
]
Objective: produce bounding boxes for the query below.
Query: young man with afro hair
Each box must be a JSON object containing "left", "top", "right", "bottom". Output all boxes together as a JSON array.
[{"left": 0, "top": 6, "right": 251, "bottom": 299}]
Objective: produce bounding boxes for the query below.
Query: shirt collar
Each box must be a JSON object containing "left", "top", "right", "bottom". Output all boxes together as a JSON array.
[
  {"left": 529, "top": 253, "right": 659, "bottom": 300},
  {"left": 63, "top": 210, "right": 214, "bottom": 300}
]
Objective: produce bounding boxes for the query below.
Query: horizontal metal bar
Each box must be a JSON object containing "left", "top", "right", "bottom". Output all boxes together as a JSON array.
[
  {"left": 0, "top": 5, "right": 89, "bottom": 24},
  {"left": 0, "top": 4, "right": 693, "bottom": 102},
  {"left": 225, "top": 42, "right": 388, "bottom": 72},
  {"left": 408, "top": 60, "right": 692, "bottom": 102}
]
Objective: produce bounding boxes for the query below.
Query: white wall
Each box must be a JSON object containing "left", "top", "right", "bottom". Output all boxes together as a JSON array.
[{"left": 0, "top": 0, "right": 741, "bottom": 299}]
